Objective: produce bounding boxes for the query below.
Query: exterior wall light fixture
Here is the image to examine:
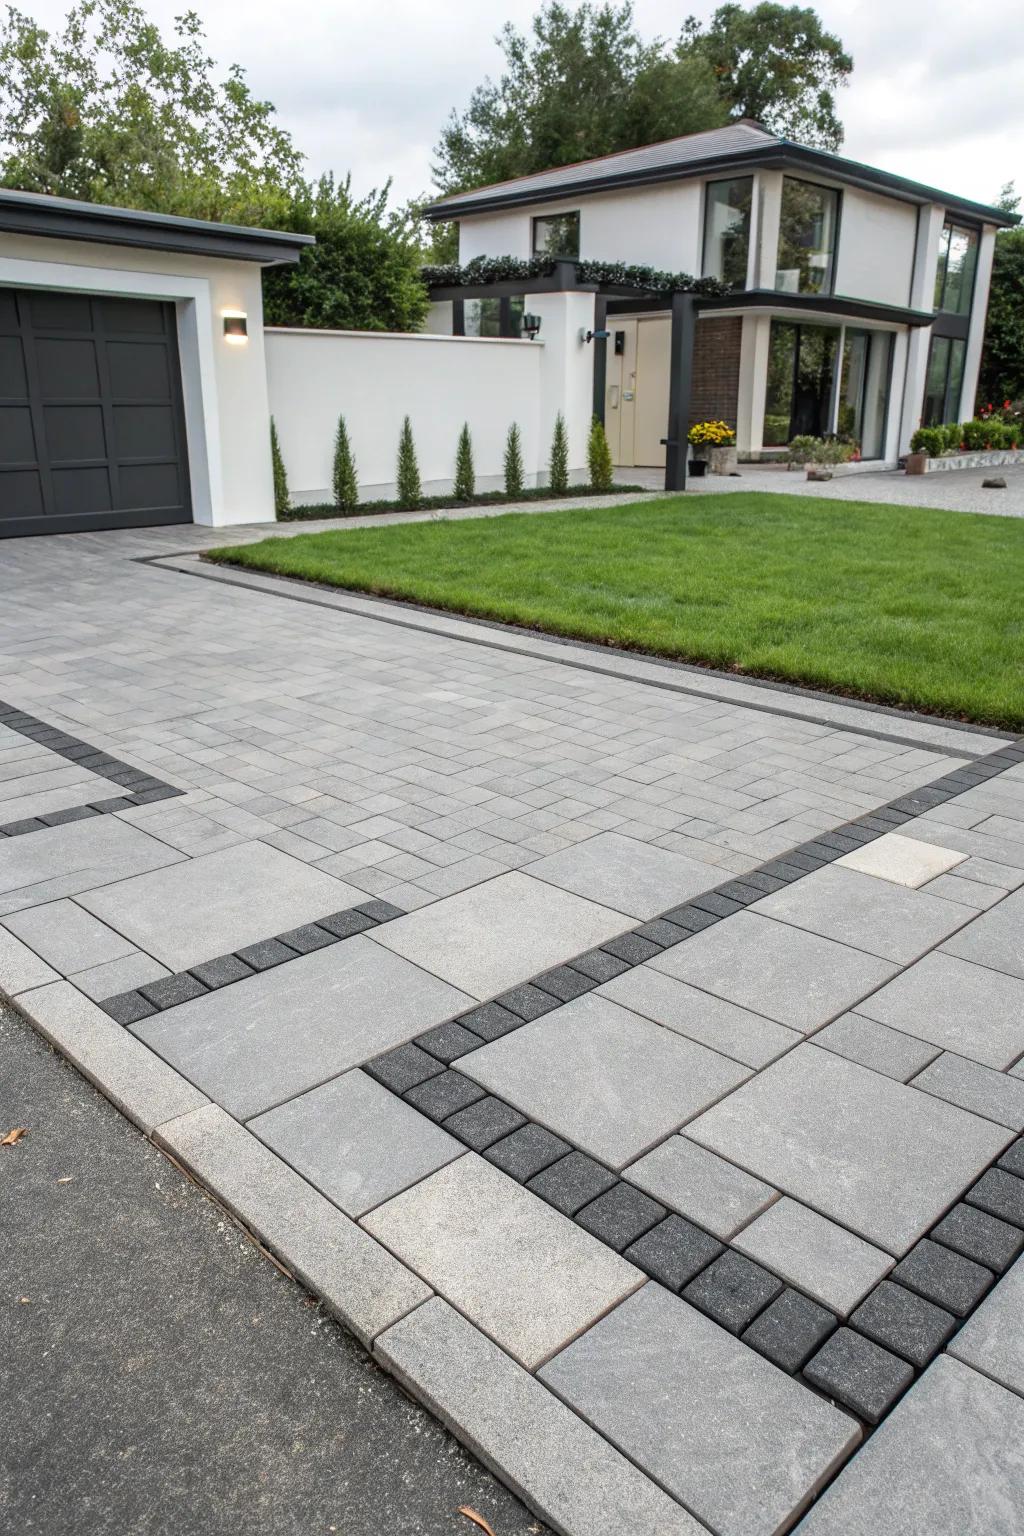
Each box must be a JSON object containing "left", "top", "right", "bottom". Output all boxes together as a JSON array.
[
  {"left": 223, "top": 312, "right": 248, "bottom": 343},
  {"left": 580, "top": 327, "right": 610, "bottom": 344},
  {"left": 522, "top": 313, "right": 542, "bottom": 340}
]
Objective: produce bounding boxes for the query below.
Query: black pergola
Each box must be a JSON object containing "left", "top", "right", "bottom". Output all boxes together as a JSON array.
[{"left": 428, "top": 262, "right": 936, "bottom": 492}]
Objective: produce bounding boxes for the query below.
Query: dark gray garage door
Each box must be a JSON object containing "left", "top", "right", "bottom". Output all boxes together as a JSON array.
[{"left": 0, "top": 288, "right": 191, "bottom": 537}]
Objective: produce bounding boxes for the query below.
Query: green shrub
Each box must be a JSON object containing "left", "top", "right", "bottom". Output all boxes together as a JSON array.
[
  {"left": 396, "top": 416, "right": 422, "bottom": 508},
  {"left": 549, "top": 412, "right": 569, "bottom": 494},
  {"left": 910, "top": 426, "right": 947, "bottom": 457},
  {"left": 270, "top": 418, "right": 290, "bottom": 516},
  {"left": 943, "top": 421, "right": 963, "bottom": 452},
  {"left": 332, "top": 414, "right": 359, "bottom": 511},
  {"left": 503, "top": 423, "right": 525, "bottom": 497},
  {"left": 786, "top": 435, "right": 819, "bottom": 465},
  {"left": 454, "top": 423, "right": 475, "bottom": 500},
  {"left": 587, "top": 416, "right": 614, "bottom": 492}
]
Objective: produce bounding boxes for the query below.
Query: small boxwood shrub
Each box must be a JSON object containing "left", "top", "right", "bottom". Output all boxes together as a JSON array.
[{"left": 910, "top": 426, "right": 948, "bottom": 457}]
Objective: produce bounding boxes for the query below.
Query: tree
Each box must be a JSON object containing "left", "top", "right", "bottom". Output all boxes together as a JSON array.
[
  {"left": 979, "top": 227, "right": 1024, "bottom": 407},
  {"left": 549, "top": 413, "right": 569, "bottom": 493},
  {"left": 263, "top": 175, "right": 429, "bottom": 332},
  {"left": 454, "top": 423, "right": 475, "bottom": 500},
  {"left": 270, "top": 419, "right": 289, "bottom": 516},
  {"left": 587, "top": 416, "right": 614, "bottom": 491},
  {"left": 396, "top": 417, "right": 422, "bottom": 508},
  {"left": 332, "top": 415, "right": 359, "bottom": 511},
  {"left": 0, "top": 0, "right": 301, "bottom": 224},
  {"left": 682, "top": 5, "right": 853, "bottom": 150},
  {"left": 504, "top": 423, "right": 525, "bottom": 497}
]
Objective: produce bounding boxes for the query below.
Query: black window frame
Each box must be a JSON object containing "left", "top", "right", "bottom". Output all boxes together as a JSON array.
[
  {"left": 701, "top": 176, "right": 754, "bottom": 289},
  {"left": 531, "top": 211, "right": 581, "bottom": 259},
  {"left": 922, "top": 333, "right": 967, "bottom": 427},
  {"left": 452, "top": 296, "right": 525, "bottom": 339},
  {"left": 774, "top": 176, "right": 842, "bottom": 298},
  {"left": 933, "top": 218, "right": 980, "bottom": 318}
]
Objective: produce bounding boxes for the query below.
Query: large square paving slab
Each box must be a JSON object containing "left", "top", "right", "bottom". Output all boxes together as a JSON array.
[
  {"left": 133, "top": 936, "right": 472, "bottom": 1120},
  {"left": 369, "top": 870, "right": 631, "bottom": 1000},
  {"left": 650, "top": 912, "right": 898, "bottom": 1032},
  {"left": 250, "top": 1069, "right": 464, "bottom": 1217},
  {"left": 362, "top": 1154, "right": 642, "bottom": 1368},
  {"left": 948, "top": 1251, "right": 1024, "bottom": 1395},
  {"left": 460, "top": 992, "right": 749, "bottom": 1168},
  {"left": 0, "top": 815, "right": 184, "bottom": 914},
  {"left": 525, "top": 832, "right": 724, "bottom": 919},
  {"left": 940, "top": 889, "right": 1024, "bottom": 980},
  {"left": 539, "top": 1284, "right": 860, "bottom": 1536},
  {"left": 854, "top": 951, "right": 1024, "bottom": 1069},
  {"left": 600, "top": 965, "right": 801, "bottom": 1069},
  {"left": 796, "top": 1355, "right": 1024, "bottom": 1535},
  {"left": 752, "top": 865, "right": 972, "bottom": 963},
  {"left": 77, "top": 841, "right": 363, "bottom": 971},
  {"left": 686, "top": 1044, "right": 1011, "bottom": 1254}
]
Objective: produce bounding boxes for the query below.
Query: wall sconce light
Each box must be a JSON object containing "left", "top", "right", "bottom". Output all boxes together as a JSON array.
[
  {"left": 579, "top": 327, "right": 610, "bottom": 345},
  {"left": 223, "top": 312, "right": 248, "bottom": 343},
  {"left": 522, "top": 313, "right": 542, "bottom": 340}
]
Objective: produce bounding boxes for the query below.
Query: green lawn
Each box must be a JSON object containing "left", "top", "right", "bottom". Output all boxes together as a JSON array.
[{"left": 206, "top": 493, "right": 1024, "bottom": 729}]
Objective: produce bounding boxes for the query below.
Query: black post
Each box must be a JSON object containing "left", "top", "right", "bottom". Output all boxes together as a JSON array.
[
  {"left": 664, "top": 293, "right": 697, "bottom": 492},
  {"left": 591, "top": 295, "right": 609, "bottom": 426}
]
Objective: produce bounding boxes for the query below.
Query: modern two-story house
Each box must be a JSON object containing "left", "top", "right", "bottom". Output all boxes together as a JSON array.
[{"left": 424, "top": 121, "right": 1016, "bottom": 478}]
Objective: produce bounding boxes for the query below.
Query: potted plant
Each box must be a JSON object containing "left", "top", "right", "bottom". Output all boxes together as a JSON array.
[{"left": 688, "top": 420, "right": 736, "bottom": 476}]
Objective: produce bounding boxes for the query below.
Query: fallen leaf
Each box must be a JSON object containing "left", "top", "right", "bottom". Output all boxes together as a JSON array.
[
  {"left": 18, "top": 1296, "right": 31, "bottom": 1304},
  {"left": 458, "top": 1509, "right": 497, "bottom": 1536},
  {"left": 57, "top": 1176, "right": 74, "bottom": 1185},
  {"left": 1, "top": 1127, "right": 28, "bottom": 1145}
]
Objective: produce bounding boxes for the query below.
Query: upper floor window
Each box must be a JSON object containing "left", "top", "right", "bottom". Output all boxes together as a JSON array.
[
  {"left": 775, "top": 177, "right": 839, "bottom": 296},
  {"left": 934, "top": 220, "right": 978, "bottom": 315},
  {"left": 702, "top": 177, "right": 753, "bottom": 288},
  {"left": 532, "top": 212, "right": 580, "bottom": 259}
]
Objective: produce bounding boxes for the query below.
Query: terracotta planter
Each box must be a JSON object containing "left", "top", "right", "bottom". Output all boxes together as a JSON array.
[{"left": 905, "top": 451, "right": 927, "bottom": 476}]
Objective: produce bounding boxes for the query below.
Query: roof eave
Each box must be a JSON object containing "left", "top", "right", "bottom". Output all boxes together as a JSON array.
[{"left": 0, "top": 198, "right": 314, "bottom": 264}]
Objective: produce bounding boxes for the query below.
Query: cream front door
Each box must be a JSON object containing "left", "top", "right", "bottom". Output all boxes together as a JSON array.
[{"left": 604, "top": 314, "right": 670, "bottom": 468}]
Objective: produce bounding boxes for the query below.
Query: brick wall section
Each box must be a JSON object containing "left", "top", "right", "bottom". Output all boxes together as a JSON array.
[{"left": 688, "top": 316, "right": 742, "bottom": 431}]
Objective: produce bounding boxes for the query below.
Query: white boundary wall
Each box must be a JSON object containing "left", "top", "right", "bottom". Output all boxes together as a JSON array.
[{"left": 266, "top": 328, "right": 547, "bottom": 503}]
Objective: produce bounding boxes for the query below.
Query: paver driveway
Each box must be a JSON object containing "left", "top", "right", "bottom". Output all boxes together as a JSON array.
[{"left": 3, "top": 513, "right": 1024, "bottom": 1536}]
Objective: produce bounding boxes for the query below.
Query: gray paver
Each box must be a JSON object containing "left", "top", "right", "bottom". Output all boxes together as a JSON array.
[
  {"left": 856, "top": 951, "right": 1024, "bottom": 1069},
  {"left": 0, "top": 926, "right": 59, "bottom": 994},
  {"left": 157, "top": 1102, "right": 430, "bottom": 1345},
  {"left": 911, "top": 1052, "right": 1024, "bottom": 1130},
  {"left": 796, "top": 1355, "right": 1024, "bottom": 1535},
  {"left": 78, "top": 841, "right": 362, "bottom": 971},
  {"left": 370, "top": 871, "right": 632, "bottom": 1000},
  {"left": 375, "top": 1297, "right": 707, "bottom": 1536},
  {"left": 948, "top": 1253, "right": 1024, "bottom": 1395},
  {"left": 600, "top": 964, "right": 801, "bottom": 1068},
  {"left": 250, "top": 1070, "right": 464, "bottom": 1217},
  {"left": 132, "top": 936, "right": 471, "bottom": 1120},
  {"left": 539, "top": 1284, "right": 860, "bottom": 1536},
  {"left": 733, "top": 1197, "right": 894, "bottom": 1315},
  {"left": 2, "top": 898, "right": 136, "bottom": 974},
  {"left": 687, "top": 1044, "right": 1010, "bottom": 1255},
  {"left": 460, "top": 991, "right": 749, "bottom": 1169},
  {"left": 649, "top": 912, "right": 898, "bottom": 1032},
  {"left": 941, "top": 888, "right": 1024, "bottom": 979},
  {"left": 526, "top": 831, "right": 723, "bottom": 918},
  {"left": 0, "top": 814, "right": 183, "bottom": 914},
  {"left": 753, "top": 865, "right": 972, "bottom": 963},
  {"left": 624, "top": 1134, "right": 778, "bottom": 1239},
  {"left": 362, "top": 1154, "right": 642, "bottom": 1369},
  {"left": 814, "top": 1012, "right": 941, "bottom": 1081},
  {"left": 68, "top": 950, "right": 170, "bottom": 1002}
]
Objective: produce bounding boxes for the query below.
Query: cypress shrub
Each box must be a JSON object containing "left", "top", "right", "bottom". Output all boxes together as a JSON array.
[
  {"left": 332, "top": 413, "right": 359, "bottom": 511},
  {"left": 587, "top": 415, "right": 614, "bottom": 492},
  {"left": 503, "top": 422, "right": 525, "bottom": 497},
  {"left": 270, "top": 418, "right": 290, "bottom": 516},
  {"left": 454, "top": 422, "right": 475, "bottom": 500},
  {"left": 396, "top": 415, "right": 422, "bottom": 508},
  {"left": 549, "top": 411, "right": 569, "bottom": 494}
]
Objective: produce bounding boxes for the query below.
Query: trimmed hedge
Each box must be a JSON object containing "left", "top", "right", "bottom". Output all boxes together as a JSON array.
[{"left": 279, "top": 483, "right": 649, "bottom": 521}]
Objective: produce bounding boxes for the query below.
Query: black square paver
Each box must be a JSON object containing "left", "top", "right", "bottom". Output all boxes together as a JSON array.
[
  {"left": 630, "top": 919, "right": 689, "bottom": 949},
  {"left": 710, "top": 881, "right": 767, "bottom": 906},
  {"left": 138, "top": 972, "right": 209, "bottom": 1010},
  {"left": 234, "top": 938, "right": 298, "bottom": 972},
  {"left": 660, "top": 904, "right": 720, "bottom": 933},
  {"left": 415, "top": 1021, "right": 482, "bottom": 1064},
  {"left": 600, "top": 933, "right": 661, "bottom": 965},
  {"left": 496, "top": 983, "right": 562, "bottom": 1022},
  {"left": 355, "top": 899, "right": 405, "bottom": 922},
  {"left": 100, "top": 989, "right": 157, "bottom": 1025},
  {"left": 364, "top": 1042, "right": 444, "bottom": 1095},
  {"left": 39, "top": 805, "right": 101, "bottom": 827},
  {"left": 891, "top": 1238, "right": 994, "bottom": 1317},
  {"left": 727, "top": 871, "right": 787, "bottom": 897},
  {"left": 485, "top": 1124, "right": 571, "bottom": 1182},
  {"left": 575, "top": 1182, "right": 666, "bottom": 1251},
  {"left": 568, "top": 949, "right": 632, "bottom": 984},
  {"left": 189, "top": 954, "right": 254, "bottom": 990},
  {"left": 443, "top": 1095, "right": 526, "bottom": 1150},
  {"left": 850, "top": 1281, "right": 956, "bottom": 1369},
  {"left": 999, "top": 1139, "right": 1024, "bottom": 1179},
  {"left": 532, "top": 965, "right": 595, "bottom": 1002},
  {"left": 689, "top": 892, "right": 745, "bottom": 919},
  {"left": 967, "top": 1168, "right": 1024, "bottom": 1227},
  {"left": 742, "top": 1288, "right": 837, "bottom": 1374},
  {"left": 455, "top": 1002, "right": 521, "bottom": 1042},
  {"left": 803, "top": 1328, "right": 914, "bottom": 1424},
  {"left": 88, "top": 796, "right": 137, "bottom": 814},
  {"left": 317, "top": 909, "right": 375, "bottom": 939},
  {"left": 0, "top": 818, "right": 45, "bottom": 836},
  {"left": 276, "top": 923, "right": 338, "bottom": 955},
  {"left": 405, "top": 1070, "right": 486, "bottom": 1124},
  {"left": 931, "top": 1202, "right": 1024, "bottom": 1273},
  {"left": 526, "top": 1150, "right": 618, "bottom": 1216},
  {"left": 682, "top": 1250, "right": 783, "bottom": 1335},
  {"left": 623, "top": 1214, "right": 723, "bottom": 1290},
  {"left": 131, "top": 786, "right": 182, "bottom": 804}
]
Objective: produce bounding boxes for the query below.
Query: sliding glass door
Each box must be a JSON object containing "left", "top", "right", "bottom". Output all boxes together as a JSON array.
[{"left": 763, "top": 319, "right": 893, "bottom": 458}]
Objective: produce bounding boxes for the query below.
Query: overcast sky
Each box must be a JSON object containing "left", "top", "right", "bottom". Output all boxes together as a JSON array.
[{"left": 25, "top": 0, "right": 1024, "bottom": 211}]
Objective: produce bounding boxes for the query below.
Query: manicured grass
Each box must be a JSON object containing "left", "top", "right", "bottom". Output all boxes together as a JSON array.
[{"left": 206, "top": 493, "right": 1024, "bottom": 729}]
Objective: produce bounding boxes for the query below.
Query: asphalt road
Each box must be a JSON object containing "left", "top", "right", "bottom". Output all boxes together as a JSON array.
[{"left": 0, "top": 1001, "right": 541, "bottom": 1536}]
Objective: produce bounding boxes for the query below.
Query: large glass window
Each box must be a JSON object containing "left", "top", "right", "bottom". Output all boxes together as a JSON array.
[
  {"left": 839, "top": 328, "right": 893, "bottom": 459},
  {"left": 532, "top": 212, "right": 580, "bottom": 258},
  {"left": 763, "top": 320, "right": 839, "bottom": 444},
  {"left": 933, "top": 220, "right": 978, "bottom": 315},
  {"left": 702, "top": 177, "right": 753, "bottom": 288},
  {"left": 462, "top": 296, "right": 525, "bottom": 338},
  {"left": 775, "top": 178, "right": 839, "bottom": 295},
  {"left": 922, "top": 334, "right": 967, "bottom": 425}
]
